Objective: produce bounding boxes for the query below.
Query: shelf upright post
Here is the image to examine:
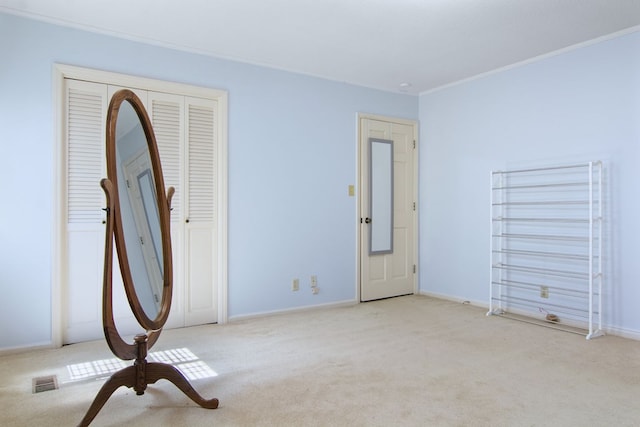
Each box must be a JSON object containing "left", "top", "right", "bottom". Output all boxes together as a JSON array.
[
  {"left": 587, "top": 162, "right": 594, "bottom": 338},
  {"left": 488, "top": 170, "right": 505, "bottom": 316},
  {"left": 598, "top": 162, "right": 603, "bottom": 333},
  {"left": 488, "top": 171, "right": 495, "bottom": 315}
]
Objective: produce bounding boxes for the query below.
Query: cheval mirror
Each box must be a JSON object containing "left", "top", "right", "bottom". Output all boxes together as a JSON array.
[{"left": 79, "top": 89, "right": 218, "bottom": 426}]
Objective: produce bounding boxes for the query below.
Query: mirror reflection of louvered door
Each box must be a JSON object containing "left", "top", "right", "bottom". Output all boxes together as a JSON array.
[{"left": 63, "top": 79, "right": 218, "bottom": 344}]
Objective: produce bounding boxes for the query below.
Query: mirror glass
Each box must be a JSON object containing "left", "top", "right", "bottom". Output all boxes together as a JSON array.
[
  {"left": 115, "top": 100, "right": 164, "bottom": 319},
  {"left": 369, "top": 138, "right": 394, "bottom": 254}
]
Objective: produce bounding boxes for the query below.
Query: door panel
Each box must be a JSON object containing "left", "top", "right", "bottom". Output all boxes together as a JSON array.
[
  {"left": 66, "top": 228, "right": 101, "bottom": 326},
  {"left": 360, "top": 117, "right": 416, "bottom": 301},
  {"left": 186, "top": 226, "right": 216, "bottom": 324},
  {"left": 392, "top": 228, "right": 409, "bottom": 277}
]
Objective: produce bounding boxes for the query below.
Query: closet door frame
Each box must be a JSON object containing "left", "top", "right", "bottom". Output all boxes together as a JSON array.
[{"left": 52, "top": 64, "right": 228, "bottom": 347}]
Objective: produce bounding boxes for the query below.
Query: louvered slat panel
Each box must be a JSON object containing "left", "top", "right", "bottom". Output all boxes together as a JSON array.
[
  {"left": 67, "top": 88, "right": 104, "bottom": 223},
  {"left": 188, "top": 104, "right": 215, "bottom": 222},
  {"left": 151, "top": 99, "right": 181, "bottom": 220}
]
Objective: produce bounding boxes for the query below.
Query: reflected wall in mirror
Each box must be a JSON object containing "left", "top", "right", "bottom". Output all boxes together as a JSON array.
[
  {"left": 78, "top": 89, "right": 217, "bottom": 426},
  {"left": 368, "top": 138, "right": 394, "bottom": 254}
]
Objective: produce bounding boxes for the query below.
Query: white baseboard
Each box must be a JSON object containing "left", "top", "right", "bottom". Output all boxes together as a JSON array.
[
  {"left": 0, "top": 341, "right": 55, "bottom": 356},
  {"left": 228, "top": 299, "right": 358, "bottom": 322},
  {"left": 419, "top": 290, "right": 488, "bottom": 309},
  {"left": 603, "top": 325, "right": 640, "bottom": 341},
  {"left": 419, "top": 290, "right": 640, "bottom": 341}
]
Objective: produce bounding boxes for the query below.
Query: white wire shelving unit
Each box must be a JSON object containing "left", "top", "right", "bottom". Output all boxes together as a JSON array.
[{"left": 488, "top": 161, "right": 604, "bottom": 339}]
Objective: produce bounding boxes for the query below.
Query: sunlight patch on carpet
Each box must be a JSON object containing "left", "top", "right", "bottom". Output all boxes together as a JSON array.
[{"left": 65, "top": 348, "right": 217, "bottom": 382}]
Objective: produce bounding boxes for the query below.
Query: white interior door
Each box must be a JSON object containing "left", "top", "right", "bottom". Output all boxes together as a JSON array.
[
  {"left": 122, "top": 150, "right": 164, "bottom": 315},
  {"left": 359, "top": 116, "right": 417, "bottom": 301}
]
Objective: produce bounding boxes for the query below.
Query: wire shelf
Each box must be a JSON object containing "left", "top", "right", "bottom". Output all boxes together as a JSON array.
[{"left": 488, "top": 161, "right": 603, "bottom": 339}]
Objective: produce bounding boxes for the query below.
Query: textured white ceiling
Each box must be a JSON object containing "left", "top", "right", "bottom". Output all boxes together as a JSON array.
[{"left": 2, "top": 0, "right": 640, "bottom": 94}]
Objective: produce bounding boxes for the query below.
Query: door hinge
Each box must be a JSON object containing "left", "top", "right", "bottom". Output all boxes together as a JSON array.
[
  {"left": 139, "top": 236, "right": 144, "bottom": 245},
  {"left": 413, "top": 202, "right": 416, "bottom": 211},
  {"left": 413, "top": 264, "right": 416, "bottom": 274},
  {"left": 126, "top": 179, "right": 131, "bottom": 188},
  {"left": 413, "top": 140, "right": 416, "bottom": 149}
]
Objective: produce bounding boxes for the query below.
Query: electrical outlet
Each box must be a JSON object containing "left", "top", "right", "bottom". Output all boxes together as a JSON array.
[
  {"left": 292, "top": 278, "right": 299, "bottom": 292},
  {"left": 311, "top": 275, "right": 318, "bottom": 287},
  {"left": 312, "top": 287, "right": 319, "bottom": 295},
  {"left": 540, "top": 286, "right": 549, "bottom": 298}
]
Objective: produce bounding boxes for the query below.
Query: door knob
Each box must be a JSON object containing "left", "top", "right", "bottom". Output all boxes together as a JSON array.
[{"left": 365, "top": 217, "right": 372, "bottom": 224}]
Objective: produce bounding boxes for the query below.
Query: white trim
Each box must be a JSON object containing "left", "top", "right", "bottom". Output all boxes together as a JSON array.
[
  {"left": 603, "top": 325, "right": 640, "bottom": 342},
  {"left": 229, "top": 299, "right": 358, "bottom": 323},
  {"left": 421, "top": 25, "right": 640, "bottom": 96},
  {"left": 52, "top": 64, "right": 229, "bottom": 346},
  {"left": 357, "top": 112, "right": 418, "bottom": 128},
  {"left": 355, "top": 115, "right": 362, "bottom": 303},
  {"left": 0, "top": 341, "right": 55, "bottom": 357},
  {"left": 418, "top": 290, "right": 487, "bottom": 308},
  {"left": 50, "top": 65, "right": 65, "bottom": 348},
  {"left": 419, "top": 290, "right": 640, "bottom": 342},
  {"left": 216, "top": 91, "right": 229, "bottom": 324},
  {"left": 54, "top": 64, "right": 227, "bottom": 100}
]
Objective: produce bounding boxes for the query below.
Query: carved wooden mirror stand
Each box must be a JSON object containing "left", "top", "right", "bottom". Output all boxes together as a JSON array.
[{"left": 78, "top": 89, "right": 218, "bottom": 426}]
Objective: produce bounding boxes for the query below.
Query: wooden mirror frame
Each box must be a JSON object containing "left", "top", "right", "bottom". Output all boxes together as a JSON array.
[
  {"left": 106, "top": 89, "right": 172, "bottom": 334},
  {"left": 79, "top": 89, "right": 218, "bottom": 426}
]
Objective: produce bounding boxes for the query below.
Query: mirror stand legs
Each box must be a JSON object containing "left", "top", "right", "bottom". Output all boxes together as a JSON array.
[
  {"left": 78, "top": 334, "right": 218, "bottom": 426},
  {"left": 144, "top": 362, "right": 220, "bottom": 408}
]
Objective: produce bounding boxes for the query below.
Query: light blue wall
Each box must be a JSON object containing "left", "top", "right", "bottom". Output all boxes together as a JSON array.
[
  {"left": 0, "top": 13, "right": 418, "bottom": 350},
  {"left": 419, "top": 30, "right": 640, "bottom": 336}
]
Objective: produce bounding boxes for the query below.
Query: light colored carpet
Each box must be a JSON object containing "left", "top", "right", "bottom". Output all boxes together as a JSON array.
[{"left": 1, "top": 295, "right": 639, "bottom": 426}]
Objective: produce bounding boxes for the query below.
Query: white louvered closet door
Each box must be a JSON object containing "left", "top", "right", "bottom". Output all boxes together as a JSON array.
[
  {"left": 64, "top": 80, "right": 107, "bottom": 343},
  {"left": 183, "top": 97, "right": 218, "bottom": 326},
  {"left": 64, "top": 80, "right": 139, "bottom": 343},
  {"left": 148, "top": 92, "right": 186, "bottom": 330},
  {"left": 149, "top": 93, "right": 218, "bottom": 327}
]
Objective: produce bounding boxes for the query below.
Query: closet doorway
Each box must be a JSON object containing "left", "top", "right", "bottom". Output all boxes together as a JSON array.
[{"left": 53, "top": 65, "right": 228, "bottom": 345}]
